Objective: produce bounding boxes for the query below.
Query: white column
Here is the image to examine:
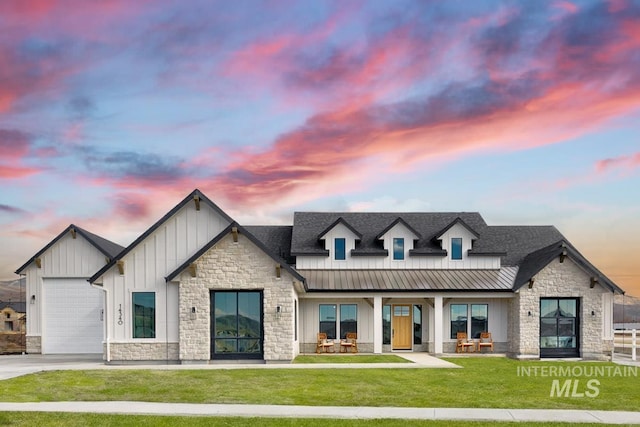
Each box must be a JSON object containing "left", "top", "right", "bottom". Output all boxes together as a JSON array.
[
  {"left": 373, "top": 296, "right": 382, "bottom": 354},
  {"left": 434, "top": 296, "right": 443, "bottom": 355}
]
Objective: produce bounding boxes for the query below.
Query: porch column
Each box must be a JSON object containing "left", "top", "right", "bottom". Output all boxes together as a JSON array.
[
  {"left": 434, "top": 296, "right": 443, "bottom": 355},
  {"left": 373, "top": 296, "right": 382, "bottom": 354}
]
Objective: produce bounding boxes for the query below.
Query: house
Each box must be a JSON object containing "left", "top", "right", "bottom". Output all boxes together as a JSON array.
[
  {"left": 0, "top": 302, "right": 26, "bottom": 333},
  {"left": 16, "top": 189, "right": 623, "bottom": 361},
  {"left": 15, "top": 225, "right": 124, "bottom": 354}
]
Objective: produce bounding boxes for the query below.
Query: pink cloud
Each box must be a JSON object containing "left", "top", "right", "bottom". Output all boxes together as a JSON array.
[
  {"left": 595, "top": 152, "right": 640, "bottom": 174},
  {"left": 0, "top": 164, "right": 41, "bottom": 179}
]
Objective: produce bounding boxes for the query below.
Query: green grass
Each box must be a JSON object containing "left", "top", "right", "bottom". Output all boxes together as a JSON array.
[
  {"left": 0, "top": 414, "right": 632, "bottom": 427},
  {"left": 293, "top": 354, "right": 411, "bottom": 363},
  {"left": 1, "top": 358, "right": 638, "bottom": 411}
]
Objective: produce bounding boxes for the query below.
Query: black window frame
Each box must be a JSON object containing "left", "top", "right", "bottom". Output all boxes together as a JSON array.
[
  {"left": 132, "top": 292, "right": 156, "bottom": 339},
  {"left": 319, "top": 304, "right": 337, "bottom": 339}
]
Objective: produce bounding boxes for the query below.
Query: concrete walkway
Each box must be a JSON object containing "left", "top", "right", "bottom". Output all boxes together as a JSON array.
[{"left": 0, "top": 401, "right": 639, "bottom": 424}]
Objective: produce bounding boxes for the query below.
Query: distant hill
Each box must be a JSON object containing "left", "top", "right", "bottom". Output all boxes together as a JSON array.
[
  {"left": 614, "top": 294, "right": 640, "bottom": 324},
  {"left": 0, "top": 278, "right": 26, "bottom": 304}
]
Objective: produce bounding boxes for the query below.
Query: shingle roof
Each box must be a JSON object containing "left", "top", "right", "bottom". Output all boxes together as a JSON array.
[
  {"left": 15, "top": 224, "right": 124, "bottom": 274},
  {"left": 298, "top": 268, "right": 517, "bottom": 292},
  {"left": 244, "top": 225, "right": 294, "bottom": 265},
  {"left": 471, "top": 226, "right": 565, "bottom": 265},
  {"left": 292, "top": 212, "right": 488, "bottom": 256},
  {"left": 513, "top": 240, "right": 624, "bottom": 294}
]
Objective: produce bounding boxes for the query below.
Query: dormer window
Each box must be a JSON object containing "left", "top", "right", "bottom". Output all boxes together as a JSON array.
[
  {"left": 451, "top": 238, "right": 462, "bottom": 260},
  {"left": 335, "top": 238, "right": 346, "bottom": 260},
  {"left": 393, "top": 238, "right": 404, "bottom": 260}
]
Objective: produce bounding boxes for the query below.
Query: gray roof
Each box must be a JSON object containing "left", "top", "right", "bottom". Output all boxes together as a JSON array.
[
  {"left": 244, "top": 226, "right": 294, "bottom": 265},
  {"left": 298, "top": 268, "right": 518, "bottom": 292},
  {"left": 514, "top": 240, "right": 624, "bottom": 294},
  {"left": 0, "top": 301, "right": 26, "bottom": 313},
  {"left": 470, "top": 225, "right": 565, "bottom": 266},
  {"left": 292, "top": 212, "right": 488, "bottom": 256},
  {"left": 15, "top": 224, "right": 124, "bottom": 274}
]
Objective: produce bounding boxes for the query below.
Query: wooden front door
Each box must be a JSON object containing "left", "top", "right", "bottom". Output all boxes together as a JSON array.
[{"left": 392, "top": 305, "right": 412, "bottom": 350}]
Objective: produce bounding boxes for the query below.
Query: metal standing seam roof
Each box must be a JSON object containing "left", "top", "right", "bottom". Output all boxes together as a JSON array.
[{"left": 297, "top": 267, "right": 518, "bottom": 292}]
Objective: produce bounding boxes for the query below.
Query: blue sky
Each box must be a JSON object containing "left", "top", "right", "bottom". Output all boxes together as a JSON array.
[{"left": 1, "top": 0, "right": 639, "bottom": 294}]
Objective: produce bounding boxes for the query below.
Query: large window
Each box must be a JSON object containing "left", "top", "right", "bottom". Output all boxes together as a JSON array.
[
  {"left": 133, "top": 292, "right": 155, "bottom": 338},
  {"left": 470, "top": 304, "right": 488, "bottom": 338},
  {"left": 451, "top": 304, "right": 489, "bottom": 338},
  {"left": 540, "top": 298, "right": 579, "bottom": 357},
  {"left": 450, "top": 304, "right": 467, "bottom": 338},
  {"left": 414, "top": 305, "right": 422, "bottom": 344},
  {"left": 319, "top": 304, "right": 337, "bottom": 339},
  {"left": 335, "top": 238, "right": 346, "bottom": 260},
  {"left": 340, "top": 304, "right": 357, "bottom": 338},
  {"left": 393, "top": 238, "right": 404, "bottom": 260},
  {"left": 211, "top": 291, "right": 262, "bottom": 358},
  {"left": 451, "top": 238, "right": 462, "bottom": 260}
]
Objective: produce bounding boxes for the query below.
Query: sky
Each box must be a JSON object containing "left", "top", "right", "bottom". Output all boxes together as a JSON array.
[{"left": 1, "top": 0, "right": 639, "bottom": 295}]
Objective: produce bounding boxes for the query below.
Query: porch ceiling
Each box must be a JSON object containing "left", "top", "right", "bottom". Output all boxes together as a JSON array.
[{"left": 297, "top": 267, "right": 518, "bottom": 292}]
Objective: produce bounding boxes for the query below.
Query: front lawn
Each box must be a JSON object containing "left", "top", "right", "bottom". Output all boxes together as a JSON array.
[
  {"left": 1, "top": 358, "right": 638, "bottom": 411},
  {"left": 0, "top": 413, "right": 627, "bottom": 427},
  {"left": 293, "top": 354, "right": 411, "bottom": 363}
]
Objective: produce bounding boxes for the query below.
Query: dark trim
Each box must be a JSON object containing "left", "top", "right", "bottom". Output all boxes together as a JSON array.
[
  {"left": 318, "top": 217, "right": 362, "bottom": 240},
  {"left": 89, "top": 189, "right": 234, "bottom": 283},
  {"left": 376, "top": 217, "right": 422, "bottom": 240},
  {"left": 539, "top": 297, "right": 580, "bottom": 358},
  {"left": 16, "top": 224, "right": 124, "bottom": 274},
  {"left": 290, "top": 250, "right": 330, "bottom": 256},
  {"left": 408, "top": 250, "right": 447, "bottom": 257},
  {"left": 467, "top": 251, "right": 507, "bottom": 257},
  {"left": 435, "top": 217, "right": 480, "bottom": 240},
  {"left": 350, "top": 250, "right": 389, "bottom": 257},
  {"left": 513, "top": 240, "right": 624, "bottom": 294},
  {"left": 210, "top": 290, "right": 264, "bottom": 360},
  {"left": 165, "top": 222, "right": 306, "bottom": 285}
]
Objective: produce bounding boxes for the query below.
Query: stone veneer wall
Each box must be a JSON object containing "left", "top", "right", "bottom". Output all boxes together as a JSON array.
[
  {"left": 107, "top": 343, "right": 179, "bottom": 361},
  {"left": 26, "top": 335, "right": 41, "bottom": 354},
  {"left": 508, "top": 258, "right": 611, "bottom": 360},
  {"left": 178, "top": 233, "right": 296, "bottom": 363}
]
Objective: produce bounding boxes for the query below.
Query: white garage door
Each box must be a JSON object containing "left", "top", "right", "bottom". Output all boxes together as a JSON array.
[{"left": 42, "top": 279, "right": 104, "bottom": 354}]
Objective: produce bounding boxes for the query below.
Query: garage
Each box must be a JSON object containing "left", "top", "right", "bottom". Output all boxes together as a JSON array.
[{"left": 42, "top": 279, "right": 104, "bottom": 354}]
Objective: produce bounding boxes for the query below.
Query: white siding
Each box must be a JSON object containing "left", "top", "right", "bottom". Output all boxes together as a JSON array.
[
  {"left": 297, "top": 223, "right": 500, "bottom": 270},
  {"left": 25, "top": 232, "right": 111, "bottom": 337},
  {"left": 100, "top": 201, "right": 231, "bottom": 343}
]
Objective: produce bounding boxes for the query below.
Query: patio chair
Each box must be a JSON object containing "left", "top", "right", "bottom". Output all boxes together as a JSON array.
[
  {"left": 456, "top": 332, "right": 475, "bottom": 353},
  {"left": 477, "top": 332, "right": 494, "bottom": 353},
  {"left": 340, "top": 332, "right": 358, "bottom": 353},
  {"left": 316, "top": 332, "right": 335, "bottom": 353}
]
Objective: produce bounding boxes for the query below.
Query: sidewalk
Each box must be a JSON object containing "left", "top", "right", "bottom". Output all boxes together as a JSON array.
[{"left": 0, "top": 401, "right": 639, "bottom": 424}]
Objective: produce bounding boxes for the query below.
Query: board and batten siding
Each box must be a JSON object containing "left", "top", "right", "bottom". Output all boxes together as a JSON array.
[
  {"left": 98, "top": 202, "right": 231, "bottom": 343},
  {"left": 25, "top": 231, "right": 110, "bottom": 337},
  {"left": 296, "top": 223, "right": 500, "bottom": 270}
]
